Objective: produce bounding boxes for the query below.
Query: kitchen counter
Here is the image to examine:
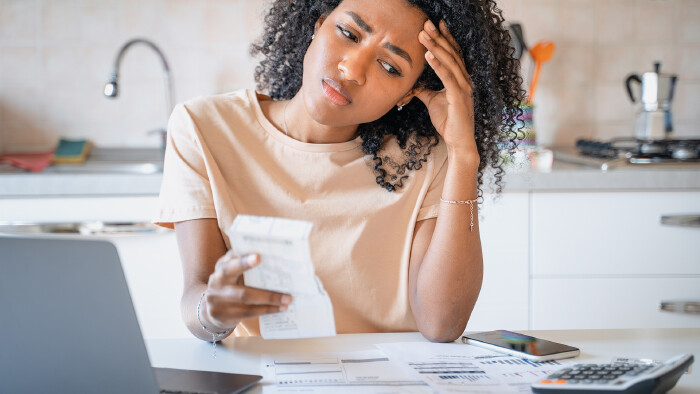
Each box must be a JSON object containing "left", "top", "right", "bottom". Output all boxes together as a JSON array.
[{"left": 1, "top": 161, "right": 699, "bottom": 197}]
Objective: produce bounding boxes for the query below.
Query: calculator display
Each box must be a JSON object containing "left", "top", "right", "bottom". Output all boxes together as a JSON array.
[{"left": 466, "top": 330, "right": 579, "bottom": 356}]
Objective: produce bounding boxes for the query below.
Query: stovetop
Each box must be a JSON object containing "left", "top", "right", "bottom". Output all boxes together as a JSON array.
[{"left": 553, "top": 138, "right": 700, "bottom": 171}]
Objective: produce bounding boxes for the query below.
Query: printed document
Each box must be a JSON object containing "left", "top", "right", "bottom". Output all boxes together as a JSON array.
[
  {"left": 227, "top": 215, "right": 335, "bottom": 339},
  {"left": 376, "top": 342, "right": 573, "bottom": 393},
  {"left": 260, "top": 349, "right": 437, "bottom": 393}
]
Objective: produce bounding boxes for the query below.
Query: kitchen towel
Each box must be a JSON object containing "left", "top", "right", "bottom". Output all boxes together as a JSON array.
[{"left": 0, "top": 150, "right": 54, "bottom": 173}]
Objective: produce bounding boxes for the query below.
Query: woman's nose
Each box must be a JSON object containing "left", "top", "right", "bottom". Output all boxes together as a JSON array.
[{"left": 338, "top": 50, "right": 369, "bottom": 86}]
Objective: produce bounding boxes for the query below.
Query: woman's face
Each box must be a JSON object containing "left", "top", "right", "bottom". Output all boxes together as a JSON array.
[{"left": 300, "top": 0, "right": 428, "bottom": 128}]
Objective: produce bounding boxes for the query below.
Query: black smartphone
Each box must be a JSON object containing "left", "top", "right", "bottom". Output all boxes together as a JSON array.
[{"left": 462, "top": 330, "right": 580, "bottom": 361}]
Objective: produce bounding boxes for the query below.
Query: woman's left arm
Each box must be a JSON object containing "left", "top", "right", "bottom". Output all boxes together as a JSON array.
[{"left": 408, "top": 19, "right": 485, "bottom": 342}]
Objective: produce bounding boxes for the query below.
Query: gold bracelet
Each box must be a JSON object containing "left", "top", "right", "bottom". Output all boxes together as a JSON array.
[{"left": 440, "top": 197, "right": 478, "bottom": 231}]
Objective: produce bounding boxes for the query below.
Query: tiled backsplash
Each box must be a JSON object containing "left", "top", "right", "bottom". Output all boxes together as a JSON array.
[{"left": 0, "top": 0, "right": 698, "bottom": 152}]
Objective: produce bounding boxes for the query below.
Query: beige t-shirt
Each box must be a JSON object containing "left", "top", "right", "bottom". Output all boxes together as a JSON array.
[{"left": 154, "top": 89, "right": 448, "bottom": 336}]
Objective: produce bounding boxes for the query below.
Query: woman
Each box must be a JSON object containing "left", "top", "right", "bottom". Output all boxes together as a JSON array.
[{"left": 155, "top": 0, "right": 523, "bottom": 343}]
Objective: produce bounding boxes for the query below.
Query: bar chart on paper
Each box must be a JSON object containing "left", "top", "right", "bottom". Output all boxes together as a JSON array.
[{"left": 377, "top": 342, "right": 575, "bottom": 393}]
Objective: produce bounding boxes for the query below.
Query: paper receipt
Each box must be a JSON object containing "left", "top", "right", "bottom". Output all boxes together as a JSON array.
[{"left": 226, "top": 215, "right": 336, "bottom": 339}]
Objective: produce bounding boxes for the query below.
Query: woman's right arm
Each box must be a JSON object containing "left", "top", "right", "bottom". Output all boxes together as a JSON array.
[{"left": 174, "top": 218, "right": 292, "bottom": 341}]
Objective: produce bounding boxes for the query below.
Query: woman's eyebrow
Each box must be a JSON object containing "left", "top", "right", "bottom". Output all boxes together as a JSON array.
[
  {"left": 385, "top": 43, "right": 413, "bottom": 67},
  {"left": 344, "top": 11, "right": 373, "bottom": 33},
  {"left": 343, "top": 11, "right": 413, "bottom": 68}
]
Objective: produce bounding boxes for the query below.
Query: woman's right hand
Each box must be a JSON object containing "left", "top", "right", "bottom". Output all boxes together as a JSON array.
[{"left": 203, "top": 251, "right": 293, "bottom": 330}]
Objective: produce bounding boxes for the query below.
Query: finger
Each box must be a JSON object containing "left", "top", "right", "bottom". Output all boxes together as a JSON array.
[
  {"left": 419, "top": 30, "right": 469, "bottom": 91},
  {"left": 422, "top": 48, "right": 464, "bottom": 94},
  {"left": 413, "top": 86, "right": 440, "bottom": 107},
  {"left": 214, "top": 252, "right": 260, "bottom": 278},
  {"left": 421, "top": 21, "right": 466, "bottom": 81},
  {"left": 439, "top": 20, "right": 465, "bottom": 67},
  {"left": 208, "top": 286, "right": 293, "bottom": 306},
  {"left": 209, "top": 302, "right": 290, "bottom": 322}
]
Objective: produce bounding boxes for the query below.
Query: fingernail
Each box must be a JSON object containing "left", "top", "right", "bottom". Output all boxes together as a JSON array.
[
  {"left": 426, "top": 51, "right": 435, "bottom": 60},
  {"left": 421, "top": 31, "right": 431, "bottom": 41},
  {"left": 281, "top": 295, "right": 293, "bottom": 305},
  {"left": 245, "top": 253, "right": 258, "bottom": 266},
  {"left": 427, "top": 20, "right": 436, "bottom": 31}
]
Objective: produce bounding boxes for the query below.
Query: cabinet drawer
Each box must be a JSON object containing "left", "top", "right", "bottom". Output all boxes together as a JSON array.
[
  {"left": 0, "top": 196, "right": 159, "bottom": 222},
  {"left": 532, "top": 278, "right": 700, "bottom": 329},
  {"left": 532, "top": 192, "right": 700, "bottom": 276},
  {"left": 468, "top": 193, "right": 529, "bottom": 331}
]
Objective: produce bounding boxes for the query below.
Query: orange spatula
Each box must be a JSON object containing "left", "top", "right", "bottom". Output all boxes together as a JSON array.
[{"left": 527, "top": 41, "right": 555, "bottom": 104}]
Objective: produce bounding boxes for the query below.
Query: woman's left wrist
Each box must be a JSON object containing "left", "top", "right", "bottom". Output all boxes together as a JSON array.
[{"left": 446, "top": 144, "right": 480, "bottom": 168}]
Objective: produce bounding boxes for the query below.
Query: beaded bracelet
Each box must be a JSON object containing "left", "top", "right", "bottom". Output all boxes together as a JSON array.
[
  {"left": 440, "top": 197, "right": 478, "bottom": 231},
  {"left": 197, "top": 292, "right": 234, "bottom": 358}
]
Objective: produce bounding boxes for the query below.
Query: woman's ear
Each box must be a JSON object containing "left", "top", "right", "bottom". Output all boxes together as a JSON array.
[
  {"left": 314, "top": 14, "right": 327, "bottom": 36},
  {"left": 397, "top": 87, "right": 423, "bottom": 107}
]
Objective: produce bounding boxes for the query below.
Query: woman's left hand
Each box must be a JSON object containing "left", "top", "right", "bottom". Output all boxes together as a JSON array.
[{"left": 415, "top": 19, "right": 477, "bottom": 156}]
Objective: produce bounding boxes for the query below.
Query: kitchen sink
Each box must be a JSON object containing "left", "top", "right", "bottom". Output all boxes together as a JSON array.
[
  {"left": 0, "top": 221, "right": 165, "bottom": 235},
  {"left": 0, "top": 147, "right": 163, "bottom": 174},
  {"left": 44, "top": 161, "right": 162, "bottom": 174}
]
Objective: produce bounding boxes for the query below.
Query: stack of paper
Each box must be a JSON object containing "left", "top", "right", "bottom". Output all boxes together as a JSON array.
[{"left": 227, "top": 215, "right": 336, "bottom": 339}]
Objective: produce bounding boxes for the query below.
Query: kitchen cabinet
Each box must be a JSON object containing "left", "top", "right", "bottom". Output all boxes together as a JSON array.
[
  {"left": 0, "top": 196, "right": 189, "bottom": 340},
  {"left": 532, "top": 278, "right": 700, "bottom": 329},
  {"left": 468, "top": 193, "right": 530, "bottom": 331},
  {"left": 530, "top": 191, "right": 700, "bottom": 329},
  {"left": 3, "top": 188, "right": 698, "bottom": 337}
]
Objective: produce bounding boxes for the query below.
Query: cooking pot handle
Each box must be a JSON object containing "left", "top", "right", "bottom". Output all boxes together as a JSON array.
[{"left": 625, "top": 74, "right": 642, "bottom": 103}]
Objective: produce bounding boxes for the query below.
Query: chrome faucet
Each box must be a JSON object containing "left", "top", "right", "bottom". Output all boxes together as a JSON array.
[{"left": 104, "top": 38, "right": 174, "bottom": 159}]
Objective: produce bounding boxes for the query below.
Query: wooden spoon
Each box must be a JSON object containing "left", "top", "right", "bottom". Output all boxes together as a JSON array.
[{"left": 527, "top": 41, "right": 555, "bottom": 104}]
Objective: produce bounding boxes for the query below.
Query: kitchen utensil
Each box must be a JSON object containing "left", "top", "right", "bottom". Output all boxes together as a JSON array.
[
  {"left": 625, "top": 61, "right": 678, "bottom": 140},
  {"left": 527, "top": 41, "right": 555, "bottom": 104},
  {"left": 507, "top": 22, "right": 526, "bottom": 59}
]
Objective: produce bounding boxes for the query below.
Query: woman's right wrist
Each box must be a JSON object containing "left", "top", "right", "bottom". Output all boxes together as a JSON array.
[{"left": 197, "top": 291, "right": 236, "bottom": 337}]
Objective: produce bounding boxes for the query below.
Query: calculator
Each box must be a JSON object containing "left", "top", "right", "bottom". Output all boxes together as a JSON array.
[{"left": 531, "top": 353, "right": 693, "bottom": 393}]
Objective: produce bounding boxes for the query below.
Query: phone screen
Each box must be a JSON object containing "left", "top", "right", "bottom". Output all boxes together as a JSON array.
[{"left": 465, "top": 330, "right": 578, "bottom": 356}]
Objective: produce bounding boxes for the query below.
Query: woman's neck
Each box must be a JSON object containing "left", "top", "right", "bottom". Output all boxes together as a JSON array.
[{"left": 275, "top": 95, "right": 359, "bottom": 144}]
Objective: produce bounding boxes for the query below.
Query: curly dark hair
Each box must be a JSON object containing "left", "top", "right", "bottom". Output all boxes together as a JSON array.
[{"left": 250, "top": 0, "right": 524, "bottom": 197}]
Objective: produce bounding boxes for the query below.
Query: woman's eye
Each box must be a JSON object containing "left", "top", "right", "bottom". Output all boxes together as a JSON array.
[
  {"left": 379, "top": 61, "right": 401, "bottom": 76},
  {"left": 337, "top": 25, "right": 358, "bottom": 42}
]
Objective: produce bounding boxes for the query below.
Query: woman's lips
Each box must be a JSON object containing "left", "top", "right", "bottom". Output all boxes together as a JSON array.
[{"left": 321, "top": 78, "right": 352, "bottom": 106}]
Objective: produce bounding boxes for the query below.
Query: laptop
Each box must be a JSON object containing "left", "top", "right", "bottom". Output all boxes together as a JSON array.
[{"left": 0, "top": 235, "right": 262, "bottom": 394}]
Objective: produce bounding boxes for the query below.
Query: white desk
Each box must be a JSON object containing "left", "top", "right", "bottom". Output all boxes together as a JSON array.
[{"left": 146, "top": 328, "right": 700, "bottom": 393}]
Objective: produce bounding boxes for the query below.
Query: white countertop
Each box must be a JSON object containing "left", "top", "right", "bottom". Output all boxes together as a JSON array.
[
  {"left": 1, "top": 161, "right": 699, "bottom": 197},
  {"left": 146, "top": 329, "right": 700, "bottom": 393}
]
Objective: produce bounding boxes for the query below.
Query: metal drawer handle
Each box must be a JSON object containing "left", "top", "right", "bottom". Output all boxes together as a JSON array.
[
  {"left": 0, "top": 221, "right": 166, "bottom": 236},
  {"left": 660, "top": 214, "right": 700, "bottom": 228},
  {"left": 660, "top": 301, "right": 700, "bottom": 314}
]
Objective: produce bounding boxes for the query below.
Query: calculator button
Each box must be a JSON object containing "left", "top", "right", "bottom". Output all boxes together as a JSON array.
[
  {"left": 568, "top": 379, "right": 580, "bottom": 384},
  {"left": 560, "top": 375, "right": 573, "bottom": 379},
  {"left": 590, "top": 375, "right": 601, "bottom": 379},
  {"left": 540, "top": 380, "right": 553, "bottom": 384},
  {"left": 554, "top": 379, "right": 567, "bottom": 384}
]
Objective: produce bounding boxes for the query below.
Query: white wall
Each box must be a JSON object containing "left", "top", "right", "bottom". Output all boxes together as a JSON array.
[{"left": 0, "top": 0, "right": 698, "bottom": 151}]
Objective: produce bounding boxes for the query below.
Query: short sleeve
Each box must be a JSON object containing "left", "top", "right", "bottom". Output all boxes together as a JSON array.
[
  {"left": 416, "top": 144, "right": 448, "bottom": 221},
  {"left": 153, "top": 104, "right": 217, "bottom": 229}
]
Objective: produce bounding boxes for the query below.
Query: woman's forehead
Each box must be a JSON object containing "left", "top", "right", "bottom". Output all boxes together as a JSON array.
[{"left": 331, "top": 0, "right": 427, "bottom": 31}]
